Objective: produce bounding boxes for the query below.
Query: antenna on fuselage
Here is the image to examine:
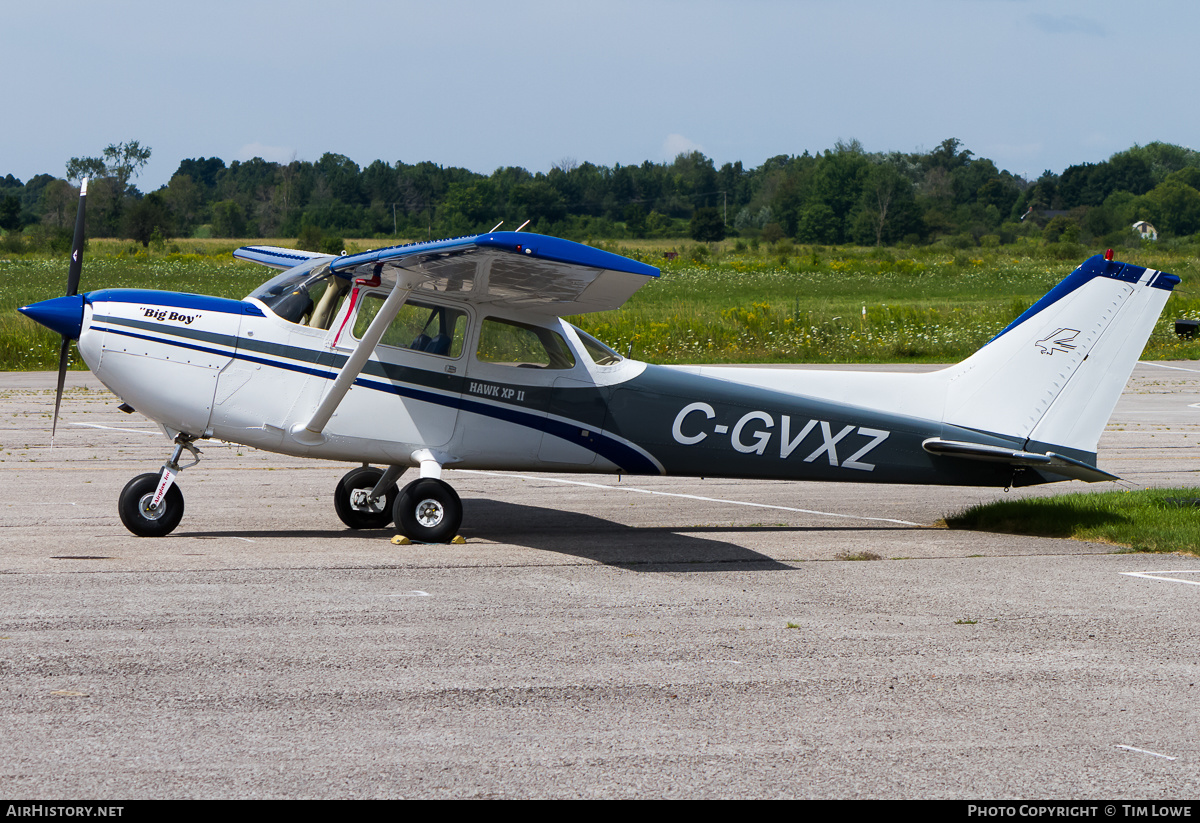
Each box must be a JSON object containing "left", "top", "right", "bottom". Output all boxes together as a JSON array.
[
  {"left": 515, "top": 219, "right": 531, "bottom": 232},
  {"left": 488, "top": 221, "right": 504, "bottom": 233}
]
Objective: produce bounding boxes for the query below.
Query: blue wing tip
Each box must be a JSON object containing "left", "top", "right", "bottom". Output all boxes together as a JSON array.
[{"left": 476, "top": 232, "right": 660, "bottom": 277}]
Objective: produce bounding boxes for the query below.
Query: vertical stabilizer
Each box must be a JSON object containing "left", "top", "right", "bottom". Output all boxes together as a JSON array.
[{"left": 938, "top": 255, "right": 1177, "bottom": 456}]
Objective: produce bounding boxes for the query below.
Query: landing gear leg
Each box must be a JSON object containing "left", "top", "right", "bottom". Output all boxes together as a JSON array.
[{"left": 118, "top": 433, "right": 201, "bottom": 537}]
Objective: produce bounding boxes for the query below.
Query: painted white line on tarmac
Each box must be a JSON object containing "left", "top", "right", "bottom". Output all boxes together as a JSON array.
[
  {"left": 69, "top": 421, "right": 156, "bottom": 435},
  {"left": 67, "top": 422, "right": 242, "bottom": 447},
  {"left": 1143, "top": 362, "right": 1200, "bottom": 374},
  {"left": 458, "top": 470, "right": 921, "bottom": 526},
  {"left": 1115, "top": 745, "right": 1176, "bottom": 760},
  {"left": 1120, "top": 570, "right": 1200, "bottom": 586}
]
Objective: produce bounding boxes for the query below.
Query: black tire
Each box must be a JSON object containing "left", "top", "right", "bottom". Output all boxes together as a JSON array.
[
  {"left": 334, "top": 467, "right": 399, "bottom": 529},
  {"left": 118, "top": 472, "right": 185, "bottom": 537},
  {"left": 394, "top": 478, "right": 462, "bottom": 543}
]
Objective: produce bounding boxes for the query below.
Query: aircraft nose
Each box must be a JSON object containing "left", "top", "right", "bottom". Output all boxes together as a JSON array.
[{"left": 18, "top": 294, "right": 85, "bottom": 340}]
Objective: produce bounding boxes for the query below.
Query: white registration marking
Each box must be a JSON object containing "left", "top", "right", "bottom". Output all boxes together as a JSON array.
[
  {"left": 69, "top": 422, "right": 156, "bottom": 435},
  {"left": 1115, "top": 745, "right": 1176, "bottom": 760},
  {"left": 386, "top": 591, "right": 430, "bottom": 597},
  {"left": 803, "top": 422, "right": 854, "bottom": 466},
  {"left": 459, "top": 470, "right": 920, "bottom": 526},
  {"left": 1120, "top": 570, "right": 1200, "bottom": 587}
]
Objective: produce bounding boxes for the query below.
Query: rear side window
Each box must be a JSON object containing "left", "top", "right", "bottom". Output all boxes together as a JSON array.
[
  {"left": 476, "top": 317, "right": 576, "bottom": 369},
  {"left": 572, "top": 325, "right": 624, "bottom": 365}
]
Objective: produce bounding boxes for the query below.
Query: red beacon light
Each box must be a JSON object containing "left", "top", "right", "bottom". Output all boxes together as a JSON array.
[{"left": 1105, "top": 248, "right": 1114, "bottom": 261}]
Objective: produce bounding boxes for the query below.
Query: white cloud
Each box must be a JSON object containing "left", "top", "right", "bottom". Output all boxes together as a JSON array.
[
  {"left": 663, "top": 134, "right": 704, "bottom": 161},
  {"left": 1028, "top": 14, "right": 1106, "bottom": 37},
  {"left": 236, "top": 142, "right": 296, "bottom": 164}
]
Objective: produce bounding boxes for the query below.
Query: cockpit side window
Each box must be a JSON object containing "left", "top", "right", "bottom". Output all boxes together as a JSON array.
[
  {"left": 476, "top": 317, "right": 576, "bottom": 369},
  {"left": 353, "top": 295, "right": 467, "bottom": 358}
]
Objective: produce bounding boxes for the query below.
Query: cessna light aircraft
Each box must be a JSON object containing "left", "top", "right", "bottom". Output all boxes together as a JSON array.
[{"left": 19, "top": 181, "right": 1179, "bottom": 541}]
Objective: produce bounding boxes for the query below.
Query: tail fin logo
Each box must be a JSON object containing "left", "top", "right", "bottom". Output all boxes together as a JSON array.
[{"left": 1035, "top": 327, "right": 1081, "bottom": 355}]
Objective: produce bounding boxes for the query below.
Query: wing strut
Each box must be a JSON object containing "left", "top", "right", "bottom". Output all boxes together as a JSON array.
[{"left": 290, "top": 268, "right": 422, "bottom": 445}]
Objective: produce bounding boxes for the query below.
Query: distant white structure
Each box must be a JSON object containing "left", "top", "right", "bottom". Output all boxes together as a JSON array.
[{"left": 1132, "top": 220, "right": 1158, "bottom": 241}]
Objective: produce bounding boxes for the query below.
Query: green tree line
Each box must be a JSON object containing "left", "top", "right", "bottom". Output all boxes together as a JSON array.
[{"left": 3, "top": 138, "right": 1200, "bottom": 251}]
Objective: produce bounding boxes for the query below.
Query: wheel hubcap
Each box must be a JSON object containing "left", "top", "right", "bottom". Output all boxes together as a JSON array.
[
  {"left": 415, "top": 498, "right": 444, "bottom": 528},
  {"left": 138, "top": 493, "right": 165, "bottom": 521}
]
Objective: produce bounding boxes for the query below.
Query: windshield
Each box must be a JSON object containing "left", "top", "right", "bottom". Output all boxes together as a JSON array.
[{"left": 248, "top": 259, "right": 346, "bottom": 327}]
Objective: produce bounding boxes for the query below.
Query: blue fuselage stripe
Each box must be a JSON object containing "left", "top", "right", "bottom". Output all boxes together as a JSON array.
[{"left": 93, "top": 323, "right": 660, "bottom": 474}]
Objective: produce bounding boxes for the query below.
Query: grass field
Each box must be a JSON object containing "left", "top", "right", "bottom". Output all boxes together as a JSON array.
[
  {"left": 945, "top": 488, "right": 1200, "bottom": 555},
  {"left": 4, "top": 237, "right": 1200, "bottom": 370}
]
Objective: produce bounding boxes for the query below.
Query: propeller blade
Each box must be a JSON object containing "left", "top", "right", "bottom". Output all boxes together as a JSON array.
[
  {"left": 51, "top": 337, "right": 70, "bottom": 444},
  {"left": 53, "top": 177, "right": 88, "bottom": 443},
  {"left": 66, "top": 178, "right": 88, "bottom": 297}
]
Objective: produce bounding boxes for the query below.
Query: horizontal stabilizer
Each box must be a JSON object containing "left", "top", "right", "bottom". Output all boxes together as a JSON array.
[
  {"left": 234, "top": 246, "right": 333, "bottom": 270},
  {"left": 922, "top": 438, "right": 1120, "bottom": 483}
]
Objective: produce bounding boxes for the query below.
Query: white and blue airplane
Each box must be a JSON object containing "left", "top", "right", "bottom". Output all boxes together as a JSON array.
[{"left": 19, "top": 181, "right": 1180, "bottom": 541}]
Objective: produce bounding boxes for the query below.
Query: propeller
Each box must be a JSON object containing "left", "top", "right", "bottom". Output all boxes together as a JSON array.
[
  {"left": 17, "top": 178, "right": 91, "bottom": 443},
  {"left": 52, "top": 178, "right": 88, "bottom": 442}
]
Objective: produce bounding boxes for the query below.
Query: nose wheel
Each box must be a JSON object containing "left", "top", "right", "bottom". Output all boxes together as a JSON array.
[
  {"left": 118, "top": 473, "right": 185, "bottom": 537},
  {"left": 394, "top": 478, "right": 462, "bottom": 543}
]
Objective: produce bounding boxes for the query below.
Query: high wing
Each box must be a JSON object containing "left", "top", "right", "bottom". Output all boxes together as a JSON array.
[
  {"left": 234, "top": 245, "right": 333, "bottom": 270},
  {"left": 329, "top": 231, "right": 660, "bottom": 316},
  {"left": 289, "top": 232, "right": 658, "bottom": 445}
]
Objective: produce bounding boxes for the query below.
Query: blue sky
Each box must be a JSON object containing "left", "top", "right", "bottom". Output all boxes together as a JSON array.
[{"left": 4, "top": 0, "right": 1195, "bottom": 191}]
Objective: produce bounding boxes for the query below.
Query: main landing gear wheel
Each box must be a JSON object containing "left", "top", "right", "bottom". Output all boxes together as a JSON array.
[
  {"left": 334, "top": 467, "right": 399, "bottom": 529},
  {"left": 118, "top": 473, "right": 185, "bottom": 537},
  {"left": 394, "top": 478, "right": 462, "bottom": 544}
]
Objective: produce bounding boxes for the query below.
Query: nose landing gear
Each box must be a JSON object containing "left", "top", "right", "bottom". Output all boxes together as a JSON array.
[{"left": 118, "top": 434, "right": 200, "bottom": 537}]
